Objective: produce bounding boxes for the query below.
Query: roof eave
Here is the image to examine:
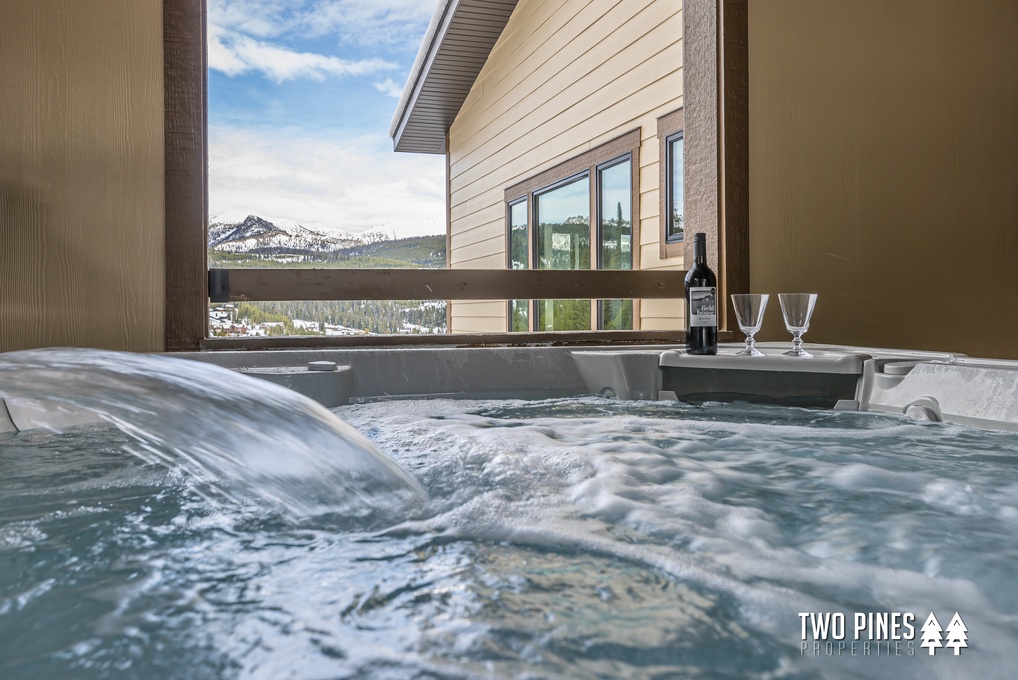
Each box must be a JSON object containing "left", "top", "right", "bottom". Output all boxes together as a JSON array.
[{"left": 390, "top": 0, "right": 519, "bottom": 155}]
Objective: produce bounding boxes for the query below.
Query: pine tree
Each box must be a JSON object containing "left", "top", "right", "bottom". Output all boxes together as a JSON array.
[
  {"left": 920, "top": 612, "right": 944, "bottom": 655},
  {"left": 944, "top": 613, "right": 968, "bottom": 655}
]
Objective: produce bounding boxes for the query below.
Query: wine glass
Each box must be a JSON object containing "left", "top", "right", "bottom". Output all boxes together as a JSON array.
[
  {"left": 778, "top": 293, "right": 818, "bottom": 357},
  {"left": 731, "top": 294, "right": 769, "bottom": 356}
]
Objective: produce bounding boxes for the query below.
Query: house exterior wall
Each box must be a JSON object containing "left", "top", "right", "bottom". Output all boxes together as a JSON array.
[
  {"left": 0, "top": 0, "right": 165, "bottom": 352},
  {"left": 749, "top": 0, "right": 1018, "bottom": 358},
  {"left": 446, "top": 0, "right": 684, "bottom": 333}
]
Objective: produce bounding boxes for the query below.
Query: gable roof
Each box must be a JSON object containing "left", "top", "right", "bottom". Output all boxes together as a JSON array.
[{"left": 389, "top": 0, "right": 519, "bottom": 154}]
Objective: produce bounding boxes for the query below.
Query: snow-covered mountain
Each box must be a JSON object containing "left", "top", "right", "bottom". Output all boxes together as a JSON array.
[
  {"left": 208, "top": 213, "right": 392, "bottom": 254},
  {"left": 356, "top": 224, "right": 397, "bottom": 245}
]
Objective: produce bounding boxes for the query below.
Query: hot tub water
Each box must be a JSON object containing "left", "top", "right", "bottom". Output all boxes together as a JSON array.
[{"left": 1, "top": 349, "right": 1017, "bottom": 678}]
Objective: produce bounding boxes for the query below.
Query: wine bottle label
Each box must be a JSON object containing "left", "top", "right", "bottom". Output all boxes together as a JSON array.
[{"left": 689, "top": 286, "right": 717, "bottom": 327}]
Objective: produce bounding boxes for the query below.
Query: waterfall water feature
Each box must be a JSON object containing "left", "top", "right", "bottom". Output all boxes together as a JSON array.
[{"left": 0, "top": 348, "right": 425, "bottom": 518}]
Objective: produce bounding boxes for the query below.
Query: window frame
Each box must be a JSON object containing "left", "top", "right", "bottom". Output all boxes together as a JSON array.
[
  {"left": 503, "top": 129, "right": 642, "bottom": 332},
  {"left": 657, "top": 108, "right": 685, "bottom": 260},
  {"left": 594, "top": 155, "right": 636, "bottom": 331},
  {"left": 533, "top": 168, "right": 593, "bottom": 331},
  {"left": 163, "top": 1, "right": 747, "bottom": 349},
  {"left": 594, "top": 154, "right": 635, "bottom": 271},
  {"left": 664, "top": 132, "right": 684, "bottom": 241},
  {"left": 532, "top": 169, "right": 591, "bottom": 271},
  {"left": 505, "top": 197, "right": 531, "bottom": 332}
]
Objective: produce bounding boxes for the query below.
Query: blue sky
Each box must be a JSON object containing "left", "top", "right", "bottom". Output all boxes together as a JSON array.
[{"left": 207, "top": 0, "right": 445, "bottom": 237}]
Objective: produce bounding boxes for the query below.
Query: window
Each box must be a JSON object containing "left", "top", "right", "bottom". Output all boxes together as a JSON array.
[
  {"left": 658, "top": 108, "right": 685, "bottom": 260},
  {"left": 535, "top": 174, "right": 590, "bottom": 331},
  {"left": 507, "top": 199, "right": 529, "bottom": 332},
  {"left": 163, "top": 3, "right": 744, "bottom": 349},
  {"left": 597, "top": 157, "right": 633, "bottom": 330},
  {"left": 504, "top": 130, "right": 641, "bottom": 332},
  {"left": 665, "top": 132, "right": 684, "bottom": 242}
]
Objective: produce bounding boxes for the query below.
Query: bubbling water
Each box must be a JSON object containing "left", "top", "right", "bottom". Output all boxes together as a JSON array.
[
  {"left": 0, "top": 348, "right": 425, "bottom": 518},
  {"left": 4, "top": 353, "right": 1018, "bottom": 678}
]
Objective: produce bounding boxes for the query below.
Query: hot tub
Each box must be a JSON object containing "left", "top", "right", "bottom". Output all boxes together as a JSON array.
[{"left": 1, "top": 346, "right": 1017, "bottom": 678}]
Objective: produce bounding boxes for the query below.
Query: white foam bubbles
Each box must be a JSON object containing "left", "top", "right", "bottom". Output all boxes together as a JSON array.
[{"left": 338, "top": 396, "right": 1018, "bottom": 675}]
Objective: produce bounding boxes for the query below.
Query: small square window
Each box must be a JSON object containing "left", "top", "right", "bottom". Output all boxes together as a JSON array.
[
  {"left": 665, "top": 132, "right": 684, "bottom": 243},
  {"left": 657, "top": 108, "right": 684, "bottom": 260}
]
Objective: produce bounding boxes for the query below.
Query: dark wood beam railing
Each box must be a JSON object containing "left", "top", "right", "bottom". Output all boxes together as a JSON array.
[
  {"left": 202, "top": 267, "right": 706, "bottom": 349},
  {"left": 200, "top": 328, "right": 695, "bottom": 349},
  {"left": 209, "top": 268, "right": 686, "bottom": 303}
]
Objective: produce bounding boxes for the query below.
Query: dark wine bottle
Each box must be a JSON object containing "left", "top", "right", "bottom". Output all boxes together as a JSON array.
[{"left": 684, "top": 232, "right": 718, "bottom": 355}]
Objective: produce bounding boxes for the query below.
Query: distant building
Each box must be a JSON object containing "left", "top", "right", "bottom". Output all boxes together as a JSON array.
[{"left": 292, "top": 319, "right": 321, "bottom": 333}]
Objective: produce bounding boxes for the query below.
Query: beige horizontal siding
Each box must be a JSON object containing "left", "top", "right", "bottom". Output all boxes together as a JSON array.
[
  {"left": 450, "top": 251, "right": 504, "bottom": 269},
  {"left": 450, "top": 193, "right": 502, "bottom": 226},
  {"left": 452, "top": 0, "right": 667, "bottom": 162},
  {"left": 641, "top": 296, "right": 683, "bottom": 332},
  {"left": 450, "top": 216, "right": 503, "bottom": 249},
  {"left": 452, "top": 71, "right": 682, "bottom": 209},
  {"left": 641, "top": 316, "right": 682, "bottom": 332},
  {"left": 640, "top": 298, "right": 681, "bottom": 318},
  {"left": 451, "top": 30, "right": 682, "bottom": 193},
  {"left": 450, "top": 300, "right": 507, "bottom": 334},
  {"left": 452, "top": 300, "right": 506, "bottom": 316},
  {"left": 448, "top": 0, "right": 684, "bottom": 334},
  {"left": 455, "top": 0, "right": 600, "bottom": 141},
  {"left": 449, "top": 234, "right": 504, "bottom": 265}
]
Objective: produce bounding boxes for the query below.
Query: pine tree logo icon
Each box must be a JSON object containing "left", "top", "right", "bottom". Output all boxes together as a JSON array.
[
  {"left": 920, "top": 612, "right": 944, "bottom": 655},
  {"left": 945, "top": 612, "right": 968, "bottom": 655}
]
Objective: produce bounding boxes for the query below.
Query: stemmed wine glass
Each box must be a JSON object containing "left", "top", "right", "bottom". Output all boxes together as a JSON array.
[
  {"left": 731, "top": 294, "right": 769, "bottom": 357},
  {"left": 778, "top": 293, "right": 818, "bottom": 357}
]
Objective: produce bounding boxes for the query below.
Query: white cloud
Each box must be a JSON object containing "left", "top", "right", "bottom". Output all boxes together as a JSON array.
[
  {"left": 209, "top": 26, "right": 394, "bottom": 81},
  {"left": 205, "top": 2, "right": 443, "bottom": 236},
  {"left": 208, "top": 0, "right": 437, "bottom": 48},
  {"left": 302, "top": 0, "right": 438, "bottom": 47},
  {"left": 209, "top": 125, "right": 445, "bottom": 238},
  {"left": 208, "top": 0, "right": 292, "bottom": 39},
  {"left": 373, "top": 78, "right": 405, "bottom": 98}
]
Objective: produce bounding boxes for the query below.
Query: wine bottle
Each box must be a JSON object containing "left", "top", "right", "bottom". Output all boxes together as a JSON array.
[{"left": 684, "top": 232, "right": 718, "bottom": 354}]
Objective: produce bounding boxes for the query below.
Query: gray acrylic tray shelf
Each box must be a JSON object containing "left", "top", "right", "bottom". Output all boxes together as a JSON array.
[{"left": 658, "top": 346, "right": 869, "bottom": 374}]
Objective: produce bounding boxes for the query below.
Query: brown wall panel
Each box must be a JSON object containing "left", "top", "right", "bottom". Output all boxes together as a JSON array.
[
  {"left": 0, "top": 0, "right": 165, "bottom": 352},
  {"left": 749, "top": 0, "right": 1018, "bottom": 358}
]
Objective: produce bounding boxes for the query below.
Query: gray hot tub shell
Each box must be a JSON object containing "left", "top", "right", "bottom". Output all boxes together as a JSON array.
[
  {"left": 6, "top": 343, "right": 1018, "bottom": 434},
  {"left": 570, "top": 343, "right": 1018, "bottom": 432}
]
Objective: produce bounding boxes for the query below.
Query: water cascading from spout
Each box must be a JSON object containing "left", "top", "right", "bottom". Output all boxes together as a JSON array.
[{"left": 0, "top": 348, "right": 426, "bottom": 518}]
